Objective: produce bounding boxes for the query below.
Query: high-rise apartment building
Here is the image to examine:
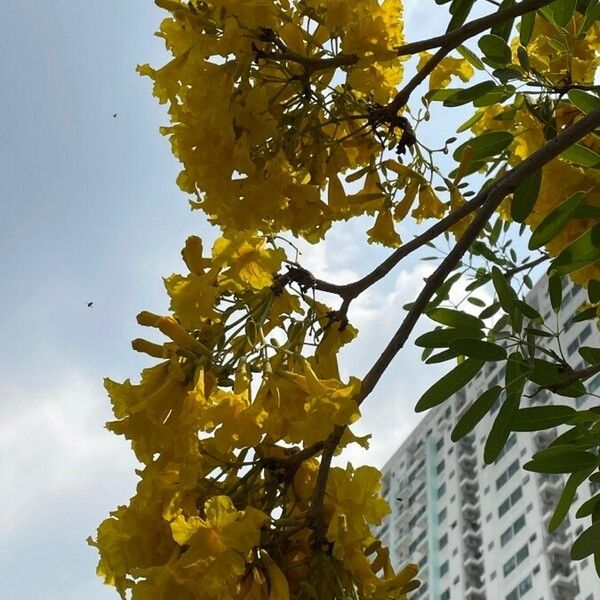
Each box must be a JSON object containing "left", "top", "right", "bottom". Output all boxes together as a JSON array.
[{"left": 376, "top": 276, "right": 600, "bottom": 600}]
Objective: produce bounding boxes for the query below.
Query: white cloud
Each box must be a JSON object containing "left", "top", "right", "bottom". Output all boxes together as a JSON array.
[{"left": 0, "top": 373, "right": 136, "bottom": 540}]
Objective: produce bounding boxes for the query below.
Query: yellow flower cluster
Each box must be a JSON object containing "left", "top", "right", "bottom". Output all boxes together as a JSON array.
[
  {"left": 471, "top": 14, "right": 600, "bottom": 285},
  {"left": 90, "top": 233, "right": 420, "bottom": 599},
  {"left": 139, "top": 0, "right": 407, "bottom": 241}
]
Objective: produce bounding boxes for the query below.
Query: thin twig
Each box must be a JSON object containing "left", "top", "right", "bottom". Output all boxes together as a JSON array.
[
  {"left": 394, "top": 0, "right": 554, "bottom": 57},
  {"left": 505, "top": 254, "right": 550, "bottom": 277},
  {"left": 388, "top": 0, "right": 555, "bottom": 112}
]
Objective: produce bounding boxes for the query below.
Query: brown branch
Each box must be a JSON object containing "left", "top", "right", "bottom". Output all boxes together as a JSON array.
[
  {"left": 550, "top": 363, "right": 600, "bottom": 393},
  {"left": 388, "top": 0, "right": 555, "bottom": 113},
  {"left": 253, "top": 48, "right": 358, "bottom": 74},
  {"left": 312, "top": 188, "right": 495, "bottom": 299},
  {"left": 526, "top": 82, "right": 600, "bottom": 93},
  {"left": 308, "top": 424, "right": 343, "bottom": 546},
  {"left": 505, "top": 253, "right": 550, "bottom": 277},
  {"left": 394, "top": 0, "right": 554, "bottom": 57},
  {"left": 305, "top": 76, "right": 600, "bottom": 556},
  {"left": 358, "top": 105, "right": 600, "bottom": 404}
]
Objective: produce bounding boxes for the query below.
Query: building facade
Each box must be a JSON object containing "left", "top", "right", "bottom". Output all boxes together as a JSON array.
[{"left": 376, "top": 277, "right": 600, "bottom": 600}]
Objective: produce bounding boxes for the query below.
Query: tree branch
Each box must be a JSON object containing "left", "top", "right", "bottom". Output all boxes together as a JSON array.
[
  {"left": 388, "top": 0, "right": 555, "bottom": 112},
  {"left": 312, "top": 189, "right": 495, "bottom": 299},
  {"left": 358, "top": 105, "right": 600, "bottom": 405},
  {"left": 394, "top": 0, "right": 554, "bottom": 57},
  {"left": 505, "top": 253, "right": 550, "bottom": 277}
]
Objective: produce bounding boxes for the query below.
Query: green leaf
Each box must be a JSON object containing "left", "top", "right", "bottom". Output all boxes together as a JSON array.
[
  {"left": 568, "top": 89, "right": 600, "bottom": 115},
  {"left": 579, "top": 346, "right": 600, "bottom": 364},
  {"left": 524, "top": 447, "right": 598, "bottom": 473},
  {"left": 491, "top": 0, "right": 516, "bottom": 40},
  {"left": 561, "top": 144, "right": 600, "bottom": 167},
  {"left": 517, "top": 45, "right": 529, "bottom": 71},
  {"left": 443, "top": 81, "right": 497, "bottom": 107},
  {"left": 467, "top": 297, "right": 486, "bottom": 308},
  {"left": 457, "top": 110, "right": 484, "bottom": 133},
  {"left": 415, "top": 327, "right": 484, "bottom": 348},
  {"left": 447, "top": 0, "right": 476, "bottom": 31},
  {"left": 520, "top": 11, "right": 536, "bottom": 45},
  {"left": 511, "top": 168, "right": 542, "bottom": 222},
  {"left": 550, "top": 0, "right": 577, "bottom": 27},
  {"left": 426, "top": 89, "right": 460, "bottom": 102},
  {"left": 572, "top": 306, "right": 598, "bottom": 323},
  {"left": 578, "top": 0, "right": 600, "bottom": 34},
  {"left": 472, "top": 84, "right": 516, "bottom": 107},
  {"left": 425, "top": 347, "right": 462, "bottom": 364},
  {"left": 451, "top": 386, "right": 503, "bottom": 441},
  {"left": 589, "top": 279, "right": 600, "bottom": 303},
  {"left": 549, "top": 273, "right": 563, "bottom": 312},
  {"left": 511, "top": 405, "right": 576, "bottom": 431},
  {"left": 550, "top": 223, "right": 600, "bottom": 276},
  {"left": 493, "top": 67, "right": 523, "bottom": 83},
  {"left": 484, "top": 353, "right": 526, "bottom": 463},
  {"left": 516, "top": 300, "right": 542, "bottom": 322},
  {"left": 529, "top": 191, "right": 587, "bottom": 250},
  {"left": 549, "top": 468, "right": 595, "bottom": 532},
  {"left": 484, "top": 393, "right": 518, "bottom": 464},
  {"left": 416, "top": 359, "right": 485, "bottom": 412},
  {"left": 491, "top": 267, "right": 521, "bottom": 331},
  {"left": 571, "top": 522, "right": 600, "bottom": 560},
  {"left": 478, "top": 33, "right": 512, "bottom": 64},
  {"left": 449, "top": 338, "right": 507, "bottom": 360},
  {"left": 426, "top": 307, "right": 484, "bottom": 330},
  {"left": 576, "top": 494, "right": 600, "bottom": 518},
  {"left": 456, "top": 44, "right": 485, "bottom": 70},
  {"left": 429, "top": 272, "right": 463, "bottom": 308},
  {"left": 479, "top": 302, "right": 501, "bottom": 320},
  {"left": 528, "top": 358, "right": 586, "bottom": 398},
  {"left": 453, "top": 131, "right": 513, "bottom": 162}
]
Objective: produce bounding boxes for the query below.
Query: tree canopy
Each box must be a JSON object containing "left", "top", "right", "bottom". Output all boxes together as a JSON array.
[{"left": 90, "top": 1, "right": 600, "bottom": 598}]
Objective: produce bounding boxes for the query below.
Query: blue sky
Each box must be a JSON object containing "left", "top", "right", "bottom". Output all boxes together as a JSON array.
[{"left": 0, "top": 2, "right": 500, "bottom": 598}]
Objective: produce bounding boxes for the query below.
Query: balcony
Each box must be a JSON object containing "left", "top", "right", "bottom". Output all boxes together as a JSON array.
[
  {"left": 540, "top": 484, "right": 561, "bottom": 505},
  {"left": 539, "top": 475, "right": 563, "bottom": 496},
  {"left": 546, "top": 533, "right": 570, "bottom": 556},
  {"left": 459, "top": 453, "right": 477, "bottom": 470},
  {"left": 462, "top": 526, "right": 483, "bottom": 548},
  {"left": 464, "top": 551, "right": 484, "bottom": 575},
  {"left": 460, "top": 479, "right": 479, "bottom": 496},
  {"left": 462, "top": 500, "right": 481, "bottom": 519},
  {"left": 542, "top": 503, "right": 555, "bottom": 522},
  {"left": 459, "top": 469, "right": 477, "bottom": 484},
  {"left": 464, "top": 577, "right": 485, "bottom": 600},
  {"left": 550, "top": 566, "right": 578, "bottom": 597}
]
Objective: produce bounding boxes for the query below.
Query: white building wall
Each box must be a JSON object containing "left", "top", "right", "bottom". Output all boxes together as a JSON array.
[{"left": 377, "top": 276, "right": 600, "bottom": 600}]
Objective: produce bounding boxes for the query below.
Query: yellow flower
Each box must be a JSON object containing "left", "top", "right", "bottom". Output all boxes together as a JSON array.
[{"left": 212, "top": 232, "right": 286, "bottom": 291}]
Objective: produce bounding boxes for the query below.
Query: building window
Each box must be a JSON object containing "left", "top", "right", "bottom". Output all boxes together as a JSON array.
[
  {"left": 503, "top": 544, "right": 529, "bottom": 577},
  {"left": 499, "top": 486, "right": 523, "bottom": 518},
  {"left": 505, "top": 575, "right": 532, "bottom": 600},
  {"left": 440, "top": 533, "right": 448, "bottom": 550},
  {"left": 438, "top": 483, "right": 446, "bottom": 498},
  {"left": 501, "top": 514, "right": 526, "bottom": 547},
  {"left": 440, "top": 560, "right": 449, "bottom": 577},
  {"left": 496, "top": 459, "right": 520, "bottom": 491},
  {"left": 437, "top": 460, "right": 445, "bottom": 475},
  {"left": 439, "top": 508, "right": 447, "bottom": 524},
  {"left": 441, "top": 590, "right": 450, "bottom": 600},
  {"left": 437, "top": 438, "right": 444, "bottom": 451},
  {"left": 580, "top": 324, "right": 592, "bottom": 344}
]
